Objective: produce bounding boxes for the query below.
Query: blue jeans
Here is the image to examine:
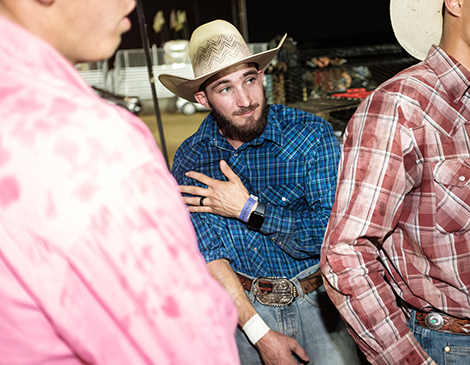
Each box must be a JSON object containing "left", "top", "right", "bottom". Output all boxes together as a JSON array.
[
  {"left": 235, "top": 264, "right": 362, "bottom": 365},
  {"left": 407, "top": 309, "right": 470, "bottom": 364}
]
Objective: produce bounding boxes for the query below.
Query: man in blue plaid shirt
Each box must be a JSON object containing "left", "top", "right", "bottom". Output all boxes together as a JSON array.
[{"left": 160, "top": 20, "right": 361, "bottom": 365}]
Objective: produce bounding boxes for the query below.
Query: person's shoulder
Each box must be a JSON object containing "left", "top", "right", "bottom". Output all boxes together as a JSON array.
[
  {"left": 269, "top": 104, "right": 338, "bottom": 157},
  {"left": 348, "top": 61, "right": 440, "bottom": 132},
  {"left": 0, "top": 80, "right": 172, "bottom": 233},
  {"left": 354, "top": 60, "right": 438, "bottom": 122},
  {"left": 270, "top": 104, "right": 333, "bottom": 135},
  {"left": 177, "top": 123, "right": 205, "bottom": 149},
  {"left": 174, "top": 114, "right": 213, "bottom": 157},
  {"left": 3, "top": 79, "right": 160, "bottom": 180},
  {"left": 271, "top": 103, "right": 328, "bottom": 123},
  {"left": 375, "top": 60, "right": 436, "bottom": 96},
  {"left": 55, "top": 87, "right": 157, "bottom": 158}
]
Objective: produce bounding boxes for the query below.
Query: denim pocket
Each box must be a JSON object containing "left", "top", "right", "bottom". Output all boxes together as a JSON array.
[{"left": 444, "top": 345, "right": 470, "bottom": 365}]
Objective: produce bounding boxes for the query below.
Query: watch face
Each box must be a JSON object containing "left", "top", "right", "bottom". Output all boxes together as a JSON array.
[
  {"left": 247, "top": 202, "right": 266, "bottom": 231},
  {"left": 248, "top": 210, "right": 265, "bottom": 231}
]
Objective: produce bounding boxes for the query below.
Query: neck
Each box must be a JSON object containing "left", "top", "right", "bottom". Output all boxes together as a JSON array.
[
  {"left": 439, "top": 11, "right": 470, "bottom": 71},
  {"left": 439, "top": 37, "right": 470, "bottom": 71},
  {"left": 219, "top": 129, "right": 243, "bottom": 149},
  {"left": 227, "top": 139, "right": 244, "bottom": 149}
]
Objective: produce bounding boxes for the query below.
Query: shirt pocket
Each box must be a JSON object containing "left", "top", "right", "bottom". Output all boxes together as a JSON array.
[
  {"left": 433, "top": 158, "right": 470, "bottom": 234},
  {"left": 260, "top": 183, "right": 305, "bottom": 207}
]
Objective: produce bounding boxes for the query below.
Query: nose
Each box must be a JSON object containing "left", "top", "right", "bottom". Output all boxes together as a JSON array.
[{"left": 235, "top": 88, "right": 252, "bottom": 108}]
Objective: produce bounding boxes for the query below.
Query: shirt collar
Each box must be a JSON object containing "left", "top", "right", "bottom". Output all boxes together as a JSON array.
[
  {"left": 426, "top": 45, "right": 470, "bottom": 104},
  {"left": 192, "top": 106, "right": 285, "bottom": 149}
]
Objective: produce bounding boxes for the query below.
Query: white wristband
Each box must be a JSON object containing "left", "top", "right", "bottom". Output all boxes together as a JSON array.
[{"left": 242, "top": 314, "right": 270, "bottom": 344}]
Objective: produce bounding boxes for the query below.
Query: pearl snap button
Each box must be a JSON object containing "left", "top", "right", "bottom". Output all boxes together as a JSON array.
[
  {"left": 444, "top": 346, "right": 451, "bottom": 352},
  {"left": 282, "top": 197, "right": 287, "bottom": 202},
  {"left": 459, "top": 176, "right": 465, "bottom": 181}
]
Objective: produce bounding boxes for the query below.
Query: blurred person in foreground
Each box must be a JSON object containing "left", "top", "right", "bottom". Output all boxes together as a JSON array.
[
  {"left": 0, "top": 0, "right": 239, "bottom": 364},
  {"left": 160, "top": 19, "right": 361, "bottom": 365},
  {"left": 322, "top": 0, "right": 470, "bottom": 364}
]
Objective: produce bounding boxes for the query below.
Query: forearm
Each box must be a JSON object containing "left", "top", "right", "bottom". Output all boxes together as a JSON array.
[
  {"left": 323, "top": 268, "right": 434, "bottom": 365},
  {"left": 207, "top": 258, "right": 257, "bottom": 326},
  {"left": 206, "top": 259, "right": 309, "bottom": 364}
]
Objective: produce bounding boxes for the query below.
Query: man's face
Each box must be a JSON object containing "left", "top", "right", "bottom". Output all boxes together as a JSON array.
[
  {"left": 55, "top": 0, "right": 136, "bottom": 63},
  {"left": 208, "top": 92, "right": 269, "bottom": 143},
  {"left": 199, "top": 64, "right": 268, "bottom": 142}
]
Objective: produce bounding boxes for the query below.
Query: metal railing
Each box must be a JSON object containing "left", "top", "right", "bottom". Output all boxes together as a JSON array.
[{"left": 75, "top": 61, "right": 110, "bottom": 89}]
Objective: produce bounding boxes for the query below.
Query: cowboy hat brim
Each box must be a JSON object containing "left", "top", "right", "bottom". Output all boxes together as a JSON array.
[
  {"left": 390, "top": 0, "right": 443, "bottom": 60},
  {"left": 158, "top": 34, "right": 287, "bottom": 103}
]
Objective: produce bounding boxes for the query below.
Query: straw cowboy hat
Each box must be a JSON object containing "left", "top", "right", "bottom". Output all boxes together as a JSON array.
[
  {"left": 390, "top": 0, "right": 444, "bottom": 60},
  {"left": 158, "top": 20, "right": 287, "bottom": 103}
]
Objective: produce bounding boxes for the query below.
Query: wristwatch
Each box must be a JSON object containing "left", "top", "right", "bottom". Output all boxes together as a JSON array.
[{"left": 247, "top": 202, "right": 266, "bottom": 231}]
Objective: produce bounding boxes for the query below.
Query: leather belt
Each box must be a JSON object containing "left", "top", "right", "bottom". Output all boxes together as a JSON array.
[
  {"left": 237, "top": 270, "right": 323, "bottom": 307},
  {"left": 415, "top": 311, "right": 470, "bottom": 335}
]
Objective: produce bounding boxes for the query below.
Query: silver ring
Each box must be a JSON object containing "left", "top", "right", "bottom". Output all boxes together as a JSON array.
[{"left": 199, "top": 197, "right": 206, "bottom": 206}]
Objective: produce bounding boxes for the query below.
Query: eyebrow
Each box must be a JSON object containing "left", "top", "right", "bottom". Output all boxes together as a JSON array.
[{"left": 210, "top": 69, "right": 259, "bottom": 91}]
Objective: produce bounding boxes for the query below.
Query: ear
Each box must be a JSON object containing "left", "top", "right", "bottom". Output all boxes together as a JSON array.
[
  {"left": 194, "top": 91, "right": 211, "bottom": 109},
  {"left": 444, "top": 0, "right": 462, "bottom": 17},
  {"left": 257, "top": 69, "right": 264, "bottom": 83}
]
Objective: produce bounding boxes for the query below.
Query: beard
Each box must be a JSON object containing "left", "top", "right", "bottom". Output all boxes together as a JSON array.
[{"left": 208, "top": 94, "right": 270, "bottom": 143}]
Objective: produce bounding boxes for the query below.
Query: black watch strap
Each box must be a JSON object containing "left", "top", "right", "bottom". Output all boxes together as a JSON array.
[{"left": 247, "top": 202, "right": 266, "bottom": 231}]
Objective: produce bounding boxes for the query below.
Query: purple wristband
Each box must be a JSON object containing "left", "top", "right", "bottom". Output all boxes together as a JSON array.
[{"left": 239, "top": 195, "right": 258, "bottom": 222}]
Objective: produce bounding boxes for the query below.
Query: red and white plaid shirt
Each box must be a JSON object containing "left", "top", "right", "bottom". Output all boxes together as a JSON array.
[{"left": 322, "top": 46, "right": 470, "bottom": 365}]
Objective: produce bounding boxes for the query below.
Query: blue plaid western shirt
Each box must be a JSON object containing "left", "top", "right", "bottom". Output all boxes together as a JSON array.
[{"left": 172, "top": 104, "right": 341, "bottom": 278}]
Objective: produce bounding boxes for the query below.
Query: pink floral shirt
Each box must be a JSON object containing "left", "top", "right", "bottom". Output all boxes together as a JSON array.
[{"left": 0, "top": 16, "right": 239, "bottom": 365}]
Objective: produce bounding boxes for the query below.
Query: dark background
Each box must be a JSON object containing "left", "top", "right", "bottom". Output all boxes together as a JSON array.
[{"left": 120, "top": 0, "right": 397, "bottom": 51}]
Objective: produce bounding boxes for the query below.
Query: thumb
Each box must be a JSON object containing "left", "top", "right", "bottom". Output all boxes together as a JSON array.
[
  {"left": 219, "top": 160, "right": 239, "bottom": 181},
  {"left": 289, "top": 338, "right": 309, "bottom": 363}
]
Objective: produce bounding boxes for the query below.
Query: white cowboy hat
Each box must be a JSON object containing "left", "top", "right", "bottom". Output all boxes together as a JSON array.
[
  {"left": 390, "top": 0, "right": 444, "bottom": 60},
  {"left": 158, "top": 19, "right": 287, "bottom": 103}
]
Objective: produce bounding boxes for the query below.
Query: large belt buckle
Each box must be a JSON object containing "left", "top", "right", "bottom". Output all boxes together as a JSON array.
[
  {"left": 252, "top": 276, "right": 296, "bottom": 307},
  {"left": 425, "top": 312, "right": 445, "bottom": 330}
]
